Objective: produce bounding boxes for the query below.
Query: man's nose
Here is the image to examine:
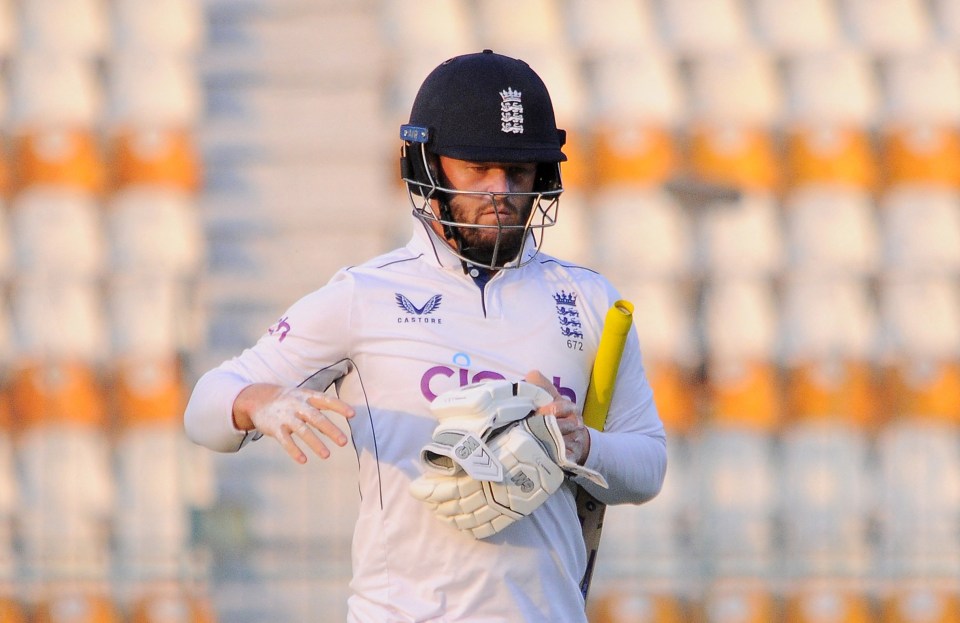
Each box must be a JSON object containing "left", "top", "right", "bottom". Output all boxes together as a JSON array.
[{"left": 485, "top": 168, "right": 512, "bottom": 194}]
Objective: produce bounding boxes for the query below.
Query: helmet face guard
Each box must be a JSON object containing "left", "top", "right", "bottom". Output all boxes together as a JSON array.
[
  {"left": 399, "top": 50, "right": 567, "bottom": 270},
  {"left": 401, "top": 141, "right": 562, "bottom": 269}
]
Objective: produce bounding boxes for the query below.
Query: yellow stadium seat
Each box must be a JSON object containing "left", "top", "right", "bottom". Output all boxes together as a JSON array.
[
  {"left": 12, "top": 128, "right": 106, "bottom": 194},
  {"left": 880, "top": 124, "right": 960, "bottom": 189},
  {"left": 110, "top": 126, "right": 202, "bottom": 192},
  {"left": 784, "top": 124, "right": 878, "bottom": 190},
  {"left": 784, "top": 585, "right": 874, "bottom": 623},
  {"left": 688, "top": 123, "right": 780, "bottom": 192}
]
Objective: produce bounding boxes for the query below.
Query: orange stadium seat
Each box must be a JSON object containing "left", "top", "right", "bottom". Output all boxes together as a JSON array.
[
  {"left": 880, "top": 124, "right": 960, "bottom": 189},
  {"left": 878, "top": 278, "right": 960, "bottom": 424},
  {"left": 12, "top": 128, "right": 106, "bottom": 194},
  {"left": 129, "top": 589, "right": 217, "bottom": 623},
  {"left": 0, "top": 596, "right": 26, "bottom": 623},
  {"left": 881, "top": 584, "right": 960, "bottom": 623},
  {"left": 593, "top": 121, "right": 679, "bottom": 188},
  {"left": 688, "top": 123, "right": 781, "bottom": 193},
  {"left": 8, "top": 360, "right": 106, "bottom": 430},
  {"left": 0, "top": 137, "right": 13, "bottom": 199},
  {"left": 644, "top": 360, "right": 699, "bottom": 435},
  {"left": 588, "top": 587, "right": 688, "bottom": 623},
  {"left": 33, "top": 591, "right": 122, "bottom": 623},
  {"left": 703, "top": 279, "right": 783, "bottom": 431},
  {"left": 707, "top": 359, "right": 783, "bottom": 431},
  {"left": 784, "top": 585, "right": 874, "bottom": 623},
  {"left": 879, "top": 360, "right": 960, "bottom": 426},
  {"left": 110, "top": 126, "right": 202, "bottom": 192},
  {"left": 698, "top": 579, "right": 780, "bottom": 623},
  {"left": 589, "top": 49, "right": 685, "bottom": 188},
  {"left": 558, "top": 126, "right": 594, "bottom": 191},
  {"left": 113, "top": 356, "right": 185, "bottom": 427},
  {"left": 782, "top": 49, "right": 879, "bottom": 190},
  {"left": 784, "top": 124, "right": 878, "bottom": 190},
  {"left": 785, "top": 360, "right": 877, "bottom": 429}
]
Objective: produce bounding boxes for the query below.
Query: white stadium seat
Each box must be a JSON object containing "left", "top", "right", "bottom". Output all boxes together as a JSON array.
[
  {"left": 839, "top": 0, "right": 932, "bottom": 54},
  {"left": 17, "top": 0, "right": 108, "bottom": 58},
  {"left": 112, "top": 0, "right": 206, "bottom": 56},
  {"left": 783, "top": 185, "right": 880, "bottom": 276},
  {"left": 107, "top": 186, "right": 204, "bottom": 277},
  {"left": 752, "top": 0, "right": 843, "bottom": 53},
  {"left": 10, "top": 187, "right": 105, "bottom": 279}
]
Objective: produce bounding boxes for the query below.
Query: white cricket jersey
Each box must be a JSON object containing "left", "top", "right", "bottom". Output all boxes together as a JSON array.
[{"left": 185, "top": 219, "right": 667, "bottom": 622}]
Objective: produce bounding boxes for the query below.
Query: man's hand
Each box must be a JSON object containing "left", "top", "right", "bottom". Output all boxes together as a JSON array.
[
  {"left": 233, "top": 383, "right": 355, "bottom": 464},
  {"left": 524, "top": 370, "right": 591, "bottom": 466}
]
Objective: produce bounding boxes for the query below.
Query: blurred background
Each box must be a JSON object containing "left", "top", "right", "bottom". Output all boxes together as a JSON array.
[{"left": 0, "top": 0, "right": 958, "bottom": 621}]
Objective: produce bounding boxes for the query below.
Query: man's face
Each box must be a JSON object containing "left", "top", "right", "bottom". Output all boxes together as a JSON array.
[{"left": 436, "top": 156, "right": 538, "bottom": 267}]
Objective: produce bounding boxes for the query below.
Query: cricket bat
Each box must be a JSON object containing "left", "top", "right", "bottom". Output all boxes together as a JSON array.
[{"left": 577, "top": 299, "right": 634, "bottom": 603}]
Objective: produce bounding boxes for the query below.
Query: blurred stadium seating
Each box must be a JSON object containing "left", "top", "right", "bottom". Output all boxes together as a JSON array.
[{"left": 0, "top": 0, "right": 957, "bottom": 621}]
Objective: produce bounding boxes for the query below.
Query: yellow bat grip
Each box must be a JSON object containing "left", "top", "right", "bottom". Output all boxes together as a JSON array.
[{"left": 581, "top": 300, "right": 634, "bottom": 431}]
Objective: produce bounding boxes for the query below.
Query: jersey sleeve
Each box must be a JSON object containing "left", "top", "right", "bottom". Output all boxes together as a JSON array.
[
  {"left": 183, "top": 272, "right": 356, "bottom": 453},
  {"left": 574, "top": 282, "right": 667, "bottom": 506}
]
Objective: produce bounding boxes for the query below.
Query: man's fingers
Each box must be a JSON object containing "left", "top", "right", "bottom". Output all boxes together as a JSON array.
[
  {"left": 297, "top": 407, "right": 348, "bottom": 449},
  {"left": 306, "top": 393, "right": 355, "bottom": 419},
  {"left": 277, "top": 426, "right": 310, "bottom": 464},
  {"left": 523, "top": 370, "right": 560, "bottom": 399}
]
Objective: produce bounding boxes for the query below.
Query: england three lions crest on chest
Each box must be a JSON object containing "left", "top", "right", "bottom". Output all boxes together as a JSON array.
[{"left": 554, "top": 290, "right": 583, "bottom": 339}]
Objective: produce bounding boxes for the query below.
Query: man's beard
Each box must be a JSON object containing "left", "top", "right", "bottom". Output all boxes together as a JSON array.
[{"left": 445, "top": 194, "right": 534, "bottom": 267}]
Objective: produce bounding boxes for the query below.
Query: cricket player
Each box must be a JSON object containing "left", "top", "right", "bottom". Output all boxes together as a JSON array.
[{"left": 184, "top": 50, "right": 667, "bottom": 622}]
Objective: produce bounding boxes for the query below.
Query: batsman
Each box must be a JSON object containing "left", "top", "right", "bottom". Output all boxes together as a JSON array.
[{"left": 184, "top": 50, "right": 666, "bottom": 622}]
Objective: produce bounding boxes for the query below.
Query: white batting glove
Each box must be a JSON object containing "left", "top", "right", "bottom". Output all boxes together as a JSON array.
[
  {"left": 410, "top": 380, "right": 607, "bottom": 538},
  {"left": 419, "top": 380, "right": 554, "bottom": 481},
  {"left": 410, "top": 419, "right": 566, "bottom": 538},
  {"left": 240, "top": 384, "right": 354, "bottom": 464}
]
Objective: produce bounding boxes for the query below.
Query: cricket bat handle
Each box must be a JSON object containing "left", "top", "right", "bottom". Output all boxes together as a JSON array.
[{"left": 577, "top": 300, "right": 634, "bottom": 603}]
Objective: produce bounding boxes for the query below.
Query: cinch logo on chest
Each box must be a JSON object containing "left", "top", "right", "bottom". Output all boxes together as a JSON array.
[{"left": 396, "top": 293, "right": 443, "bottom": 324}]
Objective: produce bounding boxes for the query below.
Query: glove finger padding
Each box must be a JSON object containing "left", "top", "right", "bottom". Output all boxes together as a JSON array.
[{"left": 410, "top": 420, "right": 565, "bottom": 539}]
